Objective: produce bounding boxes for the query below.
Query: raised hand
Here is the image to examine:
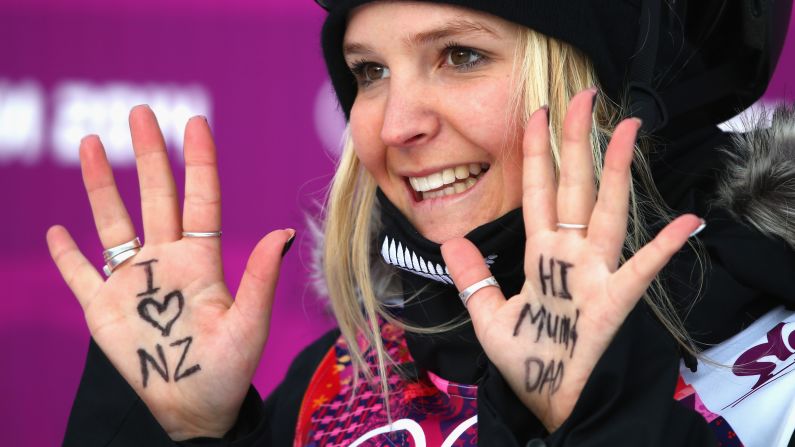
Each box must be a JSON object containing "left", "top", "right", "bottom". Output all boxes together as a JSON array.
[
  {"left": 46, "top": 106, "right": 293, "bottom": 440},
  {"left": 441, "top": 88, "right": 703, "bottom": 431}
]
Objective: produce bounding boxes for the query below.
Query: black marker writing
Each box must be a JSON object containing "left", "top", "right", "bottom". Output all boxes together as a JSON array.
[
  {"left": 138, "top": 344, "right": 169, "bottom": 388},
  {"left": 137, "top": 290, "right": 184, "bottom": 337},
  {"left": 138, "top": 339, "right": 202, "bottom": 387},
  {"left": 557, "top": 260, "right": 573, "bottom": 299},
  {"left": 133, "top": 258, "right": 201, "bottom": 387},
  {"left": 524, "top": 357, "right": 564, "bottom": 395},
  {"left": 170, "top": 336, "right": 202, "bottom": 382},
  {"left": 539, "top": 256, "right": 556, "bottom": 296},
  {"left": 135, "top": 259, "right": 160, "bottom": 297},
  {"left": 538, "top": 255, "right": 574, "bottom": 299},
  {"left": 513, "top": 303, "right": 579, "bottom": 358},
  {"left": 513, "top": 302, "right": 545, "bottom": 336}
]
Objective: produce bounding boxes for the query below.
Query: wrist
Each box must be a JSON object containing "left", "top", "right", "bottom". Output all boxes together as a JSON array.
[{"left": 162, "top": 412, "right": 237, "bottom": 442}]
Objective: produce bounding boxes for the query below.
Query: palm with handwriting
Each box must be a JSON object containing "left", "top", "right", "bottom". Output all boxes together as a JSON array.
[
  {"left": 46, "top": 106, "right": 293, "bottom": 440},
  {"left": 442, "top": 89, "right": 702, "bottom": 431}
]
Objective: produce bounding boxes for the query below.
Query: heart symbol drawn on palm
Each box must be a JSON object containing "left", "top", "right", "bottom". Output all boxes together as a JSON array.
[{"left": 137, "top": 290, "right": 184, "bottom": 337}]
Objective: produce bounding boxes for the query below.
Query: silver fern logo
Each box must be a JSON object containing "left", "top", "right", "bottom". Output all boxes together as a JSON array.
[{"left": 380, "top": 236, "right": 497, "bottom": 285}]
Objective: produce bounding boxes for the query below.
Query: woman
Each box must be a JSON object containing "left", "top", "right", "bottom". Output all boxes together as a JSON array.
[{"left": 51, "top": 1, "right": 795, "bottom": 446}]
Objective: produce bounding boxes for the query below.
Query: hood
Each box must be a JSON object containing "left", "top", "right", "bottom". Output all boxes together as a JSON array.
[
  {"left": 319, "top": 0, "right": 792, "bottom": 135},
  {"left": 717, "top": 103, "right": 795, "bottom": 250}
]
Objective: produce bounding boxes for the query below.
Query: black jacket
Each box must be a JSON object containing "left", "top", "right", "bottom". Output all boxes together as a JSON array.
[{"left": 64, "top": 114, "right": 795, "bottom": 446}]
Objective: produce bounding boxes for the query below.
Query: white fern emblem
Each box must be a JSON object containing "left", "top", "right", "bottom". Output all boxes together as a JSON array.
[{"left": 380, "top": 236, "right": 497, "bottom": 285}]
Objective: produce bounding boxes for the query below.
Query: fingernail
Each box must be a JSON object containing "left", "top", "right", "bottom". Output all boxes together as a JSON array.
[
  {"left": 281, "top": 229, "right": 296, "bottom": 257},
  {"left": 80, "top": 134, "right": 98, "bottom": 144},
  {"left": 591, "top": 88, "right": 599, "bottom": 112},
  {"left": 540, "top": 105, "right": 549, "bottom": 118},
  {"left": 631, "top": 117, "right": 643, "bottom": 128},
  {"left": 689, "top": 219, "right": 707, "bottom": 238}
]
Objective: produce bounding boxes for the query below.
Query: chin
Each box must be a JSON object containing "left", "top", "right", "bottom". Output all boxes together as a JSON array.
[
  {"left": 414, "top": 224, "right": 471, "bottom": 244},
  {"left": 409, "top": 209, "right": 498, "bottom": 244}
]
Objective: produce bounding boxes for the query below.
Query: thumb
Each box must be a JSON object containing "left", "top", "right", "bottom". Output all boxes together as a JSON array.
[
  {"left": 232, "top": 228, "right": 295, "bottom": 337},
  {"left": 441, "top": 237, "right": 506, "bottom": 335}
]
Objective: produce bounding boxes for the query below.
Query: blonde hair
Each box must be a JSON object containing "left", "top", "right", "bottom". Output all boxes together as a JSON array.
[{"left": 321, "top": 25, "right": 701, "bottom": 409}]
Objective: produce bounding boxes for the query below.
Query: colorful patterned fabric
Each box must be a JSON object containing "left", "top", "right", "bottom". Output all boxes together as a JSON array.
[
  {"left": 674, "top": 376, "right": 744, "bottom": 447},
  {"left": 294, "top": 322, "right": 478, "bottom": 447},
  {"left": 296, "top": 317, "right": 774, "bottom": 446}
]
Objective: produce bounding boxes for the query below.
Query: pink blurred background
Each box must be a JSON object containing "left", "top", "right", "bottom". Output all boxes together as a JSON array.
[{"left": 0, "top": 1, "right": 793, "bottom": 445}]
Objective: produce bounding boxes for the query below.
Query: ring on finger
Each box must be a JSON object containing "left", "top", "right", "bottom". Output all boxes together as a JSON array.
[
  {"left": 102, "top": 237, "right": 141, "bottom": 261},
  {"left": 557, "top": 222, "right": 588, "bottom": 230},
  {"left": 182, "top": 231, "right": 222, "bottom": 238},
  {"left": 459, "top": 276, "right": 500, "bottom": 307},
  {"left": 103, "top": 247, "right": 141, "bottom": 277}
]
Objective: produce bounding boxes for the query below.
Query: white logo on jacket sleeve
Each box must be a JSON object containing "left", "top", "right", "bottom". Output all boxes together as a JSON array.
[{"left": 349, "top": 416, "right": 478, "bottom": 447}]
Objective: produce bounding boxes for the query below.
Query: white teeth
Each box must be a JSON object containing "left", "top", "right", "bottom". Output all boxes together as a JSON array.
[
  {"left": 417, "top": 177, "right": 429, "bottom": 191},
  {"left": 420, "top": 174, "right": 481, "bottom": 200},
  {"left": 442, "top": 168, "right": 455, "bottom": 184},
  {"left": 409, "top": 163, "right": 490, "bottom": 196},
  {"left": 422, "top": 190, "right": 448, "bottom": 200},
  {"left": 409, "top": 165, "right": 489, "bottom": 191},
  {"left": 427, "top": 172, "right": 444, "bottom": 190}
]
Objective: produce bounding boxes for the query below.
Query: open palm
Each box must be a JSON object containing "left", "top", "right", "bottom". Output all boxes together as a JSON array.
[
  {"left": 442, "top": 88, "right": 702, "bottom": 431},
  {"left": 46, "top": 106, "right": 293, "bottom": 440}
]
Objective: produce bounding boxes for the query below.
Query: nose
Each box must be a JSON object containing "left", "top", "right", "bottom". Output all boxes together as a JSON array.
[{"left": 379, "top": 78, "right": 440, "bottom": 148}]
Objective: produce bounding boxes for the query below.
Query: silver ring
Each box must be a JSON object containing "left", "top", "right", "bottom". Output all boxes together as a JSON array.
[
  {"left": 557, "top": 222, "right": 588, "bottom": 230},
  {"left": 458, "top": 276, "right": 500, "bottom": 307},
  {"left": 102, "top": 237, "right": 141, "bottom": 261},
  {"left": 103, "top": 247, "right": 140, "bottom": 277},
  {"left": 182, "top": 231, "right": 222, "bottom": 238}
]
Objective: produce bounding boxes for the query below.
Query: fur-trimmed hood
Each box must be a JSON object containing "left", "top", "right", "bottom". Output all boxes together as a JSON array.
[{"left": 717, "top": 103, "right": 795, "bottom": 250}]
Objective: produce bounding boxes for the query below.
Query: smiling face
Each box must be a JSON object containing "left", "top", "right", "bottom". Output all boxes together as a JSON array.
[{"left": 344, "top": 2, "right": 525, "bottom": 243}]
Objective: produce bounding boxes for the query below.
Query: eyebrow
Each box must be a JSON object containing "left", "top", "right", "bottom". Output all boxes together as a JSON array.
[{"left": 343, "top": 19, "right": 499, "bottom": 58}]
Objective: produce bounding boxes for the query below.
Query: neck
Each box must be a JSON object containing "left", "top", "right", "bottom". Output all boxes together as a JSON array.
[{"left": 376, "top": 189, "right": 526, "bottom": 382}]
